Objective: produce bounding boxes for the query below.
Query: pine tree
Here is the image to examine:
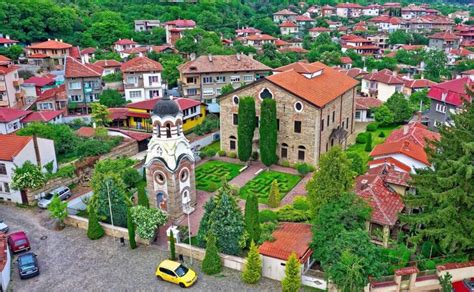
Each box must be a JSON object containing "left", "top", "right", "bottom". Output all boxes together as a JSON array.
[
  {"left": 245, "top": 193, "right": 261, "bottom": 244},
  {"left": 137, "top": 183, "right": 149, "bottom": 208},
  {"left": 306, "top": 146, "right": 354, "bottom": 215},
  {"left": 282, "top": 252, "right": 301, "bottom": 292},
  {"left": 365, "top": 132, "right": 372, "bottom": 152},
  {"left": 238, "top": 96, "right": 256, "bottom": 162},
  {"left": 202, "top": 233, "right": 222, "bottom": 275},
  {"left": 127, "top": 208, "right": 137, "bottom": 249},
  {"left": 87, "top": 209, "right": 105, "bottom": 240},
  {"left": 267, "top": 179, "right": 280, "bottom": 208},
  {"left": 242, "top": 241, "right": 262, "bottom": 284},
  {"left": 169, "top": 230, "right": 176, "bottom": 260},
  {"left": 402, "top": 97, "right": 474, "bottom": 254},
  {"left": 260, "top": 98, "right": 277, "bottom": 166},
  {"left": 196, "top": 197, "right": 216, "bottom": 247}
]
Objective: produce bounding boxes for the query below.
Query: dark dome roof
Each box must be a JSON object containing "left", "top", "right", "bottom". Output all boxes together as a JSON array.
[{"left": 152, "top": 96, "right": 181, "bottom": 117}]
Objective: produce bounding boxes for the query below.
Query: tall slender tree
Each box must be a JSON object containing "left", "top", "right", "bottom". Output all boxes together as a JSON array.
[
  {"left": 259, "top": 98, "right": 277, "bottom": 166},
  {"left": 127, "top": 208, "right": 137, "bottom": 249},
  {"left": 282, "top": 253, "right": 301, "bottom": 292},
  {"left": 238, "top": 97, "right": 256, "bottom": 162},
  {"left": 241, "top": 241, "right": 262, "bottom": 284},
  {"left": 244, "top": 193, "right": 261, "bottom": 244},
  {"left": 202, "top": 233, "right": 222, "bottom": 275}
]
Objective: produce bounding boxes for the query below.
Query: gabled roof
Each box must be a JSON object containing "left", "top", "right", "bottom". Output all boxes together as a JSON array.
[
  {"left": 114, "top": 39, "right": 137, "bottom": 45},
  {"left": 400, "top": 45, "right": 426, "bottom": 51},
  {"left": 81, "top": 47, "right": 96, "bottom": 55},
  {"left": 27, "top": 40, "right": 72, "bottom": 50},
  {"left": 76, "top": 127, "right": 96, "bottom": 138},
  {"left": 427, "top": 77, "right": 472, "bottom": 106},
  {"left": 179, "top": 54, "right": 270, "bottom": 74},
  {"left": 368, "top": 157, "right": 412, "bottom": 173},
  {"left": 0, "top": 108, "right": 31, "bottom": 123},
  {"left": 21, "top": 110, "right": 63, "bottom": 123},
  {"left": 273, "top": 9, "right": 298, "bottom": 16},
  {"left": 337, "top": 67, "right": 368, "bottom": 79},
  {"left": 126, "top": 97, "right": 201, "bottom": 111},
  {"left": 0, "top": 37, "right": 18, "bottom": 44},
  {"left": 235, "top": 27, "right": 261, "bottom": 34},
  {"left": 371, "top": 140, "right": 430, "bottom": 165},
  {"left": 449, "top": 47, "right": 474, "bottom": 57},
  {"left": 23, "top": 76, "right": 55, "bottom": 87},
  {"left": 340, "top": 56, "right": 352, "bottom": 64},
  {"left": 387, "top": 122, "right": 440, "bottom": 148},
  {"left": 150, "top": 45, "right": 176, "bottom": 53},
  {"left": 36, "top": 84, "right": 66, "bottom": 102},
  {"left": 363, "top": 69, "right": 404, "bottom": 85},
  {"left": 108, "top": 128, "right": 151, "bottom": 142},
  {"left": 308, "top": 27, "right": 331, "bottom": 32},
  {"left": 93, "top": 59, "right": 122, "bottom": 68},
  {"left": 0, "top": 134, "right": 33, "bottom": 161},
  {"left": 275, "top": 39, "right": 290, "bottom": 46},
  {"left": 279, "top": 21, "right": 297, "bottom": 28},
  {"left": 278, "top": 47, "right": 309, "bottom": 54},
  {"left": 403, "top": 78, "right": 437, "bottom": 89},
  {"left": 246, "top": 34, "right": 277, "bottom": 41},
  {"left": 0, "top": 65, "right": 19, "bottom": 75},
  {"left": 0, "top": 55, "right": 11, "bottom": 64},
  {"left": 259, "top": 223, "right": 312, "bottom": 262},
  {"left": 165, "top": 19, "right": 196, "bottom": 27},
  {"left": 267, "top": 62, "right": 358, "bottom": 108},
  {"left": 355, "top": 96, "right": 383, "bottom": 110},
  {"left": 295, "top": 15, "right": 313, "bottom": 22},
  {"left": 121, "top": 56, "right": 163, "bottom": 73},
  {"left": 121, "top": 47, "right": 149, "bottom": 55},
  {"left": 65, "top": 57, "right": 102, "bottom": 78},
  {"left": 429, "top": 31, "right": 460, "bottom": 41},
  {"left": 336, "top": 3, "right": 363, "bottom": 8}
]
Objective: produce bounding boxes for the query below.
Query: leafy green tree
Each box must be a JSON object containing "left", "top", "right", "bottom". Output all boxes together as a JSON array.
[
  {"left": 169, "top": 230, "right": 176, "bottom": 260},
  {"left": 425, "top": 50, "right": 448, "bottom": 82},
  {"left": 99, "top": 89, "right": 126, "bottom": 108},
  {"left": 11, "top": 161, "right": 47, "bottom": 192},
  {"left": 374, "top": 104, "right": 395, "bottom": 126},
  {"left": 402, "top": 97, "right": 474, "bottom": 254},
  {"left": 267, "top": 180, "right": 281, "bottom": 208},
  {"left": 259, "top": 99, "right": 277, "bottom": 166},
  {"left": 47, "top": 195, "right": 68, "bottom": 229},
  {"left": 130, "top": 205, "right": 168, "bottom": 240},
  {"left": 91, "top": 103, "right": 111, "bottom": 127},
  {"left": 347, "top": 152, "right": 365, "bottom": 175},
  {"left": 196, "top": 197, "right": 217, "bottom": 247},
  {"left": 389, "top": 30, "right": 411, "bottom": 45},
  {"left": 365, "top": 133, "right": 372, "bottom": 152},
  {"left": 253, "top": 17, "right": 279, "bottom": 35},
  {"left": 242, "top": 241, "right": 262, "bottom": 284},
  {"left": 127, "top": 208, "right": 137, "bottom": 249},
  {"left": 306, "top": 147, "right": 354, "bottom": 214},
  {"left": 17, "top": 123, "right": 78, "bottom": 156},
  {"left": 409, "top": 89, "right": 431, "bottom": 112},
  {"left": 137, "top": 183, "right": 149, "bottom": 208},
  {"left": 202, "top": 233, "right": 222, "bottom": 275},
  {"left": 221, "top": 83, "right": 234, "bottom": 96},
  {"left": 386, "top": 92, "right": 413, "bottom": 123},
  {"left": 245, "top": 193, "right": 261, "bottom": 244},
  {"left": 87, "top": 209, "right": 105, "bottom": 240},
  {"left": 439, "top": 272, "right": 453, "bottom": 292},
  {"left": 237, "top": 97, "right": 256, "bottom": 162},
  {"left": 0, "top": 45, "right": 23, "bottom": 60},
  {"left": 281, "top": 253, "right": 301, "bottom": 292},
  {"left": 148, "top": 52, "right": 184, "bottom": 88}
]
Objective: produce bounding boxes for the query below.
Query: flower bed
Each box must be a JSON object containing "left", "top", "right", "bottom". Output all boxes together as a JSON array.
[{"left": 195, "top": 160, "right": 242, "bottom": 192}]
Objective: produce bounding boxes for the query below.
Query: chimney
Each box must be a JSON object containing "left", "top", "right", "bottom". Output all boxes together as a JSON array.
[
  {"left": 249, "top": 53, "right": 254, "bottom": 59},
  {"left": 131, "top": 38, "right": 134, "bottom": 41},
  {"left": 360, "top": 179, "right": 369, "bottom": 190},
  {"left": 208, "top": 54, "right": 213, "bottom": 62},
  {"left": 6, "top": 35, "right": 9, "bottom": 40},
  {"left": 190, "top": 53, "right": 196, "bottom": 61},
  {"left": 236, "top": 53, "right": 241, "bottom": 61},
  {"left": 403, "top": 125, "right": 409, "bottom": 135},
  {"left": 60, "top": 39, "right": 63, "bottom": 43}
]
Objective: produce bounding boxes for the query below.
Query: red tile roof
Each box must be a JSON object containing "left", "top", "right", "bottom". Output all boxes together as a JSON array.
[
  {"left": 356, "top": 175, "right": 404, "bottom": 226},
  {"left": 427, "top": 77, "right": 472, "bottom": 106},
  {"left": 368, "top": 157, "right": 412, "bottom": 173},
  {"left": 165, "top": 19, "right": 196, "bottom": 27},
  {"left": 0, "top": 55, "right": 10, "bottom": 63},
  {"left": 179, "top": 54, "right": 270, "bottom": 74},
  {"left": 36, "top": 84, "right": 66, "bottom": 102},
  {"left": 108, "top": 128, "right": 151, "bottom": 142},
  {"left": 273, "top": 9, "right": 298, "bottom": 16},
  {"left": 274, "top": 61, "right": 324, "bottom": 74},
  {"left": 355, "top": 97, "right": 383, "bottom": 110},
  {"left": 65, "top": 57, "right": 102, "bottom": 78},
  {"left": 395, "top": 266, "right": 419, "bottom": 276},
  {"left": 400, "top": 45, "right": 426, "bottom": 51},
  {"left": 258, "top": 223, "right": 312, "bottom": 262},
  {"left": 367, "top": 163, "right": 412, "bottom": 185},
  {"left": 108, "top": 108, "right": 128, "bottom": 120},
  {"left": 308, "top": 27, "right": 331, "bottom": 32},
  {"left": 23, "top": 76, "right": 55, "bottom": 87},
  {"left": 295, "top": 15, "right": 313, "bottom": 22},
  {"left": 403, "top": 78, "right": 437, "bottom": 89},
  {"left": 122, "top": 47, "right": 149, "bottom": 55},
  {"left": 121, "top": 56, "right": 163, "bottom": 73},
  {"left": 27, "top": 40, "right": 72, "bottom": 50},
  {"left": 371, "top": 140, "right": 430, "bottom": 165},
  {"left": 28, "top": 53, "right": 50, "bottom": 59},
  {"left": 275, "top": 39, "right": 290, "bottom": 46},
  {"left": 0, "top": 108, "right": 31, "bottom": 122},
  {"left": 236, "top": 27, "right": 261, "bottom": 34},
  {"left": 363, "top": 69, "right": 404, "bottom": 85},
  {"left": 278, "top": 47, "right": 309, "bottom": 54},
  {"left": 114, "top": 39, "right": 137, "bottom": 45},
  {"left": 340, "top": 56, "right": 352, "bottom": 64},
  {"left": 150, "top": 45, "right": 176, "bottom": 53},
  {"left": 0, "top": 134, "right": 32, "bottom": 161},
  {"left": 21, "top": 110, "right": 63, "bottom": 123},
  {"left": 0, "top": 65, "right": 19, "bottom": 75},
  {"left": 437, "top": 261, "right": 474, "bottom": 271},
  {"left": 429, "top": 31, "right": 461, "bottom": 41},
  {"left": 0, "top": 37, "right": 18, "bottom": 44},
  {"left": 69, "top": 46, "right": 81, "bottom": 59},
  {"left": 336, "top": 3, "right": 363, "bottom": 8},
  {"left": 126, "top": 97, "right": 201, "bottom": 111},
  {"left": 268, "top": 62, "right": 358, "bottom": 108},
  {"left": 246, "top": 34, "right": 277, "bottom": 41},
  {"left": 93, "top": 59, "right": 122, "bottom": 68},
  {"left": 337, "top": 68, "right": 368, "bottom": 79},
  {"left": 386, "top": 122, "right": 440, "bottom": 148},
  {"left": 81, "top": 47, "right": 96, "bottom": 55},
  {"left": 449, "top": 47, "right": 474, "bottom": 57},
  {"left": 76, "top": 127, "right": 96, "bottom": 138},
  {"left": 279, "top": 21, "right": 297, "bottom": 28}
]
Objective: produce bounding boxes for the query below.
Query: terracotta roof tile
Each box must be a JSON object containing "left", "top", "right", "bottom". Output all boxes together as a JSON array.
[
  {"left": 28, "top": 40, "right": 72, "bottom": 50},
  {"left": 429, "top": 31, "right": 460, "bottom": 41},
  {"left": 386, "top": 122, "right": 440, "bottom": 148},
  {"left": 108, "top": 128, "right": 151, "bottom": 142},
  {"left": 23, "top": 76, "right": 55, "bottom": 87},
  {"left": 273, "top": 9, "right": 298, "bottom": 15},
  {"left": 437, "top": 261, "right": 474, "bottom": 271},
  {"left": 337, "top": 68, "right": 368, "bottom": 79},
  {"left": 363, "top": 70, "right": 404, "bottom": 85},
  {"left": 340, "top": 56, "right": 352, "bottom": 64},
  {"left": 246, "top": 34, "right": 277, "bottom": 41},
  {"left": 165, "top": 19, "right": 196, "bottom": 27},
  {"left": 308, "top": 27, "right": 331, "bottom": 32},
  {"left": 76, "top": 127, "right": 96, "bottom": 138},
  {"left": 295, "top": 15, "right": 313, "bottom": 22},
  {"left": 355, "top": 97, "right": 383, "bottom": 110},
  {"left": 278, "top": 47, "right": 309, "bottom": 54},
  {"left": 93, "top": 59, "right": 122, "bottom": 68},
  {"left": 0, "top": 37, "right": 18, "bottom": 44},
  {"left": 36, "top": 84, "right": 66, "bottom": 102},
  {"left": 81, "top": 47, "right": 96, "bottom": 55},
  {"left": 395, "top": 266, "right": 419, "bottom": 276},
  {"left": 0, "top": 134, "right": 32, "bottom": 161},
  {"left": 371, "top": 140, "right": 430, "bottom": 165},
  {"left": 427, "top": 77, "right": 472, "bottom": 106},
  {"left": 0, "top": 108, "right": 31, "bottom": 123},
  {"left": 279, "top": 21, "right": 297, "bottom": 28},
  {"left": 121, "top": 56, "right": 163, "bottom": 73},
  {"left": 21, "top": 110, "right": 63, "bottom": 123},
  {"left": 0, "top": 65, "right": 19, "bottom": 75},
  {"left": 368, "top": 157, "right": 411, "bottom": 173},
  {"left": 403, "top": 78, "right": 437, "bottom": 89},
  {"left": 179, "top": 54, "right": 270, "bottom": 74},
  {"left": 114, "top": 39, "right": 137, "bottom": 45},
  {"left": 108, "top": 108, "right": 129, "bottom": 120},
  {"left": 65, "top": 57, "right": 102, "bottom": 78},
  {"left": 258, "top": 223, "right": 312, "bottom": 262}
]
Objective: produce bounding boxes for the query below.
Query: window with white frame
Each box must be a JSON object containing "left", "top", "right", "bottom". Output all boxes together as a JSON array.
[
  {"left": 3, "top": 182, "right": 9, "bottom": 193},
  {"left": 203, "top": 88, "right": 214, "bottom": 96},
  {"left": 202, "top": 76, "right": 213, "bottom": 84},
  {"left": 38, "top": 103, "right": 53, "bottom": 110},
  {"left": 243, "top": 75, "right": 254, "bottom": 82},
  {"left": 230, "top": 76, "right": 240, "bottom": 82},
  {"left": 148, "top": 75, "right": 159, "bottom": 84},
  {"left": 127, "top": 76, "right": 138, "bottom": 84},
  {"left": 215, "top": 76, "right": 225, "bottom": 83},
  {"left": 187, "top": 88, "right": 197, "bottom": 96},
  {"left": 436, "top": 103, "right": 447, "bottom": 113},
  {"left": 0, "top": 163, "right": 6, "bottom": 175},
  {"left": 129, "top": 90, "right": 142, "bottom": 99},
  {"left": 68, "top": 81, "right": 81, "bottom": 90},
  {"left": 215, "top": 88, "right": 221, "bottom": 95},
  {"left": 70, "top": 95, "right": 82, "bottom": 102}
]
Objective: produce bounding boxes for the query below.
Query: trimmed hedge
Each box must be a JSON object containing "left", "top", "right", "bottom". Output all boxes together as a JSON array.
[
  {"left": 356, "top": 133, "right": 367, "bottom": 144},
  {"left": 366, "top": 122, "right": 379, "bottom": 132},
  {"left": 259, "top": 209, "right": 277, "bottom": 223}
]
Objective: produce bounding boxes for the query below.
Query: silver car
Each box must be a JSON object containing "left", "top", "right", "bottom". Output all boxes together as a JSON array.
[
  {"left": 37, "top": 186, "right": 71, "bottom": 209},
  {"left": 0, "top": 219, "right": 8, "bottom": 233}
]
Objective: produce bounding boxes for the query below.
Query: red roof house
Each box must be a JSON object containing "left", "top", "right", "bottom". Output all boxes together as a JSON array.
[
  {"left": 21, "top": 110, "right": 64, "bottom": 124},
  {"left": 121, "top": 56, "right": 163, "bottom": 73},
  {"left": 427, "top": 77, "right": 472, "bottom": 107}
]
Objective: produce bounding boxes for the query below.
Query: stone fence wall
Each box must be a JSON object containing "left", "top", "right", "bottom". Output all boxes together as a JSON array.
[
  {"left": 174, "top": 242, "right": 246, "bottom": 272},
  {"left": 26, "top": 175, "right": 81, "bottom": 205},
  {"left": 99, "top": 139, "right": 138, "bottom": 161},
  {"left": 64, "top": 214, "right": 151, "bottom": 246}
]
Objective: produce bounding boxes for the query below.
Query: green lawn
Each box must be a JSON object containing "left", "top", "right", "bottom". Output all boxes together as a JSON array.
[
  {"left": 240, "top": 170, "right": 301, "bottom": 204},
  {"left": 346, "top": 125, "right": 399, "bottom": 165},
  {"left": 202, "top": 140, "right": 220, "bottom": 153},
  {"left": 195, "top": 160, "right": 242, "bottom": 192}
]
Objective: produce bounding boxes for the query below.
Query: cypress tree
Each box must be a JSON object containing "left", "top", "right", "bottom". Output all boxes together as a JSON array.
[
  {"left": 137, "top": 183, "right": 149, "bottom": 208},
  {"left": 267, "top": 179, "right": 280, "bottom": 208},
  {"left": 259, "top": 98, "right": 277, "bottom": 166},
  {"left": 202, "top": 233, "right": 222, "bottom": 275},
  {"left": 282, "top": 252, "right": 301, "bottom": 292},
  {"left": 169, "top": 230, "right": 176, "bottom": 260},
  {"left": 127, "top": 208, "right": 137, "bottom": 249},
  {"left": 237, "top": 96, "right": 256, "bottom": 162},
  {"left": 365, "top": 132, "right": 372, "bottom": 152},
  {"left": 196, "top": 197, "right": 216, "bottom": 247},
  {"left": 241, "top": 241, "right": 262, "bottom": 284},
  {"left": 87, "top": 209, "right": 105, "bottom": 240},
  {"left": 244, "top": 193, "right": 261, "bottom": 244}
]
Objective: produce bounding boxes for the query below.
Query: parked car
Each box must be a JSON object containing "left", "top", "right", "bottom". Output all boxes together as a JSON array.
[
  {"left": 155, "top": 260, "right": 197, "bottom": 288},
  {"left": 0, "top": 219, "right": 8, "bottom": 233},
  {"left": 453, "top": 278, "right": 474, "bottom": 292},
  {"left": 8, "top": 231, "right": 31, "bottom": 253},
  {"left": 17, "top": 252, "right": 40, "bottom": 279},
  {"left": 38, "top": 186, "right": 71, "bottom": 209}
]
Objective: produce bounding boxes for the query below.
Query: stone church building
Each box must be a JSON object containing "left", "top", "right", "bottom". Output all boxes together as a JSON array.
[{"left": 219, "top": 62, "right": 358, "bottom": 166}]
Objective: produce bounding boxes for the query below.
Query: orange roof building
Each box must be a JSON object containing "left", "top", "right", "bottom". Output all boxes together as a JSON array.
[{"left": 25, "top": 39, "right": 73, "bottom": 67}]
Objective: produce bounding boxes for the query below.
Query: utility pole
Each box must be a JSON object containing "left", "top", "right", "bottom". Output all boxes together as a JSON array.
[{"left": 106, "top": 179, "right": 115, "bottom": 241}]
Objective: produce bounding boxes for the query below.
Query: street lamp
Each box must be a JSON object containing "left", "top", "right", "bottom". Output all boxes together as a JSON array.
[{"left": 183, "top": 202, "right": 194, "bottom": 265}]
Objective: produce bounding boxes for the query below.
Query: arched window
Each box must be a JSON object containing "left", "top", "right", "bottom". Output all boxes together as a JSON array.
[
  {"left": 298, "top": 145, "right": 306, "bottom": 161},
  {"left": 180, "top": 168, "right": 189, "bottom": 183},
  {"left": 176, "top": 121, "right": 181, "bottom": 136},
  {"left": 166, "top": 123, "right": 172, "bottom": 138},
  {"left": 157, "top": 124, "right": 161, "bottom": 138},
  {"left": 281, "top": 143, "right": 288, "bottom": 159},
  {"left": 259, "top": 88, "right": 273, "bottom": 100},
  {"left": 182, "top": 190, "right": 190, "bottom": 204},
  {"left": 229, "top": 135, "right": 236, "bottom": 150}
]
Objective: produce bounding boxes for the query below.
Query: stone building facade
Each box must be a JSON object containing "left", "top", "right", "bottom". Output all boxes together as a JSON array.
[{"left": 219, "top": 62, "right": 358, "bottom": 166}]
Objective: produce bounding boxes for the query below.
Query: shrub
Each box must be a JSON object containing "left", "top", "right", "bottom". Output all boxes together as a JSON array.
[
  {"left": 258, "top": 221, "right": 277, "bottom": 244},
  {"left": 127, "top": 209, "right": 137, "bottom": 249},
  {"left": 282, "top": 253, "right": 301, "bottom": 292},
  {"left": 206, "top": 148, "right": 217, "bottom": 157},
  {"left": 202, "top": 233, "right": 222, "bottom": 275},
  {"left": 218, "top": 150, "right": 226, "bottom": 157},
  {"left": 169, "top": 230, "right": 176, "bottom": 260},
  {"left": 76, "top": 139, "right": 112, "bottom": 157},
  {"left": 379, "top": 131, "right": 386, "bottom": 138},
  {"left": 267, "top": 180, "right": 280, "bottom": 208},
  {"left": 347, "top": 152, "right": 365, "bottom": 175},
  {"left": 245, "top": 193, "right": 261, "bottom": 244},
  {"left": 295, "top": 163, "right": 315, "bottom": 176},
  {"left": 276, "top": 205, "right": 311, "bottom": 222},
  {"left": 55, "top": 165, "right": 76, "bottom": 178},
  {"left": 137, "top": 183, "right": 149, "bottom": 208},
  {"left": 241, "top": 241, "right": 262, "bottom": 284},
  {"left": 356, "top": 133, "right": 367, "bottom": 144},
  {"left": 87, "top": 210, "right": 105, "bottom": 240},
  {"left": 280, "top": 160, "right": 290, "bottom": 167},
  {"left": 292, "top": 196, "right": 309, "bottom": 211},
  {"left": 199, "top": 151, "right": 207, "bottom": 159},
  {"left": 365, "top": 133, "right": 372, "bottom": 152},
  {"left": 228, "top": 152, "right": 237, "bottom": 158},
  {"left": 421, "top": 241, "right": 441, "bottom": 258},
  {"left": 259, "top": 209, "right": 277, "bottom": 223},
  {"left": 366, "top": 122, "right": 379, "bottom": 132}
]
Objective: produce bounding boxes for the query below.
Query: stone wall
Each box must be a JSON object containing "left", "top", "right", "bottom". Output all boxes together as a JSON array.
[
  {"left": 26, "top": 175, "right": 81, "bottom": 205},
  {"left": 99, "top": 139, "right": 138, "bottom": 161},
  {"left": 64, "top": 215, "right": 151, "bottom": 245}
]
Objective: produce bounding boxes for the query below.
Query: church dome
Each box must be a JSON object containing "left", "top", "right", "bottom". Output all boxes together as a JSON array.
[{"left": 152, "top": 96, "right": 181, "bottom": 117}]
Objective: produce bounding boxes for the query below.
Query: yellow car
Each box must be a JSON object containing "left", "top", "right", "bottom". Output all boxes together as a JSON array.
[{"left": 156, "top": 260, "right": 198, "bottom": 288}]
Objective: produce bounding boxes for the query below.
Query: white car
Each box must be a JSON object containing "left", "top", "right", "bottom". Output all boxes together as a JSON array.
[
  {"left": 38, "top": 186, "right": 71, "bottom": 209},
  {"left": 0, "top": 219, "right": 8, "bottom": 233}
]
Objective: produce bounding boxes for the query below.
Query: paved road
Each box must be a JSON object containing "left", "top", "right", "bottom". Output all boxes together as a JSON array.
[{"left": 1, "top": 204, "right": 280, "bottom": 292}]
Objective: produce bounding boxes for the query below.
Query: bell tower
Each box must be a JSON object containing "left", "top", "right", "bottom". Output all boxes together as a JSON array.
[{"left": 144, "top": 96, "right": 196, "bottom": 221}]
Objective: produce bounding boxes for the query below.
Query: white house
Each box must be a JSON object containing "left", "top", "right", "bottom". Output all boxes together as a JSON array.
[
  {"left": 0, "top": 134, "right": 57, "bottom": 204},
  {"left": 355, "top": 97, "right": 382, "bottom": 122},
  {"left": 0, "top": 108, "right": 30, "bottom": 134},
  {"left": 121, "top": 56, "right": 164, "bottom": 102},
  {"left": 361, "top": 69, "right": 404, "bottom": 102}
]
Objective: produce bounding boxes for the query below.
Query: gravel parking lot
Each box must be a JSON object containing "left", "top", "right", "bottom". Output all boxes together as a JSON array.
[{"left": 1, "top": 204, "right": 280, "bottom": 292}]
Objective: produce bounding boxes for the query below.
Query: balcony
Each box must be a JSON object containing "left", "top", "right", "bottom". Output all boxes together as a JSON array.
[{"left": 124, "top": 83, "right": 139, "bottom": 89}]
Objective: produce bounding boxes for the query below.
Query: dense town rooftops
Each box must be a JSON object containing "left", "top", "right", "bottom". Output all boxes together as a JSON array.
[
  {"left": 121, "top": 56, "right": 163, "bottom": 73},
  {"left": 27, "top": 39, "right": 72, "bottom": 50},
  {"left": 36, "top": 84, "right": 66, "bottom": 102},
  {"left": 0, "top": 134, "right": 32, "bottom": 161},
  {"left": 427, "top": 77, "right": 472, "bottom": 106},
  {"left": 179, "top": 54, "right": 270, "bottom": 74},
  {"left": 363, "top": 69, "right": 404, "bottom": 85},
  {"left": 114, "top": 39, "right": 137, "bottom": 45},
  {"left": 126, "top": 97, "right": 201, "bottom": 112},
  {"left": 273, "top": 9, "right": 298, "bottom": 16},
  {"left": 23, "top": 76, "right": 55, "bottom": 87},
  {"left": 429, "top": 31, "right": 461, "bottom": 41}
]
